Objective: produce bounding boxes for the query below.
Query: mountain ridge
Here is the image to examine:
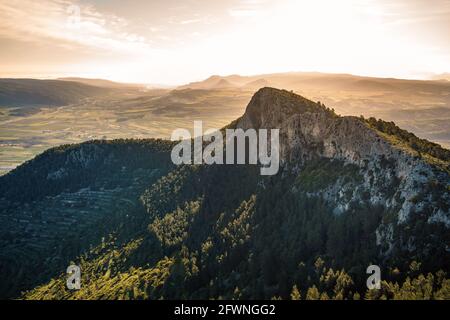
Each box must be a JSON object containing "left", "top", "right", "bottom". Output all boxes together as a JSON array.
[
  {"left": 57, "top": 77, "right": 143, "bottom": 89},
  {"left": 237, "top": 88, "right": 449, "bottom": 223},
  {"left": 178, "top": 72, "right": 450, "bottom": 92},
  {"left": 0, "top": 88, "right": 449, "bottom": 299}
]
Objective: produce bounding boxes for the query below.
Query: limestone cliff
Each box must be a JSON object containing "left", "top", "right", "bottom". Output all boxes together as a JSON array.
[{"left": 236, "top": 87, "right": 450, "bottom": 256}]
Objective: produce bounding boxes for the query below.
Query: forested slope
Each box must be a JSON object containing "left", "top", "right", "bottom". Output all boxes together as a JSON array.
[{"left": 1, "top": 88, "right": 448, "bottom": 299}]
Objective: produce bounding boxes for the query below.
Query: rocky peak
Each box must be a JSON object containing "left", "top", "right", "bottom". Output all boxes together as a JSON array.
[
  {"left": 236, "top": 87, "right": 449, "bottom": 232},
  {"left": 238, "top": 87, "right": 331, "bottom": 130},
  {"left": 237, "top": 87, "right": 386, "bottom": 165}
]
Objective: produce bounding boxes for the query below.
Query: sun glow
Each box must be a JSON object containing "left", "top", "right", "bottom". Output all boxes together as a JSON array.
[{"left": 0, "top": 0, "right": 449, "bottom": 83}]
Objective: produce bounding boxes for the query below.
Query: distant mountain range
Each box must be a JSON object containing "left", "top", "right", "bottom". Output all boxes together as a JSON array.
[
  {"left": 179, "top": 72, "right": 450, "bottom": 94},
  {"left": 0, "top": 88, "right": 448, "bottom": 300},
  {"left": 2, "top": 72, "right": 450, "bottom": 107},
  {"left": 57, "top": 77, "right": 143, "bottom": 89}
]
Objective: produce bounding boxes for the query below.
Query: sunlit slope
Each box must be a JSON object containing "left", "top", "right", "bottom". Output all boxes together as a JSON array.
[{"left": 0, "top": 89, "right": 448, "bottom": 300}]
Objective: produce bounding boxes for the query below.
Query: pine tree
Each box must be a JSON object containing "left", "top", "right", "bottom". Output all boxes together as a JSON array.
[
  {"left": 233, "top": 287, "right": 242, "bottom": 300},
  {"left": 290, "top": 285, "right": 301, "bottom": 300},
  {"left": 320, "top": 292, "right": 330, "bottom": 300},
  {"left": 434, "top": 279, "right": 450, "bottom": 300},
  {"left": 306, "top": 285, "right": 320, "bottom": 300}
]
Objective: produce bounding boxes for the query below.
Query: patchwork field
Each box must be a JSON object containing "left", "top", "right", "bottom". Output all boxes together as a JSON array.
[{"left": 0, "top": 89, "right": 252, "bottom": 175}]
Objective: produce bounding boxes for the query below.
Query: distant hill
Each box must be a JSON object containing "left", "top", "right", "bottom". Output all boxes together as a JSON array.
[
  {"left": 242, "top": 78, "right": 270, "bottom": 90},
  {"left": 58, "top": 77, "right": 143, "bottom": 89},
  {"left": 0, "top": 79, "right": 111, "bottom": 107},
  {"left": 213, "top": 78, "right": 235, "bottom": 89},
  {"left": 178, "top": 75, "right": 237, "bottom": 90},
  {"left": 178, "top": 72, "right": 450, "bottom": 94},
  {"left": 430, "top": 73, "right": 450, "bottom": 81}
]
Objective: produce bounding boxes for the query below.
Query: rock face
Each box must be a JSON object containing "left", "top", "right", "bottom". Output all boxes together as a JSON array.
[{"left": 237, "top": 87, "right": 449, "bottom": 255}]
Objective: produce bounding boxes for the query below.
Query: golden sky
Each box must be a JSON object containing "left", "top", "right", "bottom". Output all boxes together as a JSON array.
[{"left": 0, "top": 0, "right": 449, "bottom": 84}]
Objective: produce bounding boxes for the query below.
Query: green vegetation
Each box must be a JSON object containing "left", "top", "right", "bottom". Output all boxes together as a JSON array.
[
  {"left": 149, "top": 200, "right": 201, "bottom": 248},
  {"left": 24, "top": 237, "right": 174, "bottom": 300},
  {"left": 7, "top": 155, "right": 447, "bottom": 300},
  {"left": 0, "top": 139, "right": 174, "bottom": 299},
  {"left": 0, "top": 139, "right": 174, "bottom": 202},
  {"left": 295, "top": 159, "right": 363, "bottom": 192},
  {"left": 365, "top": 117, "right": 450, "bottom": 163}
]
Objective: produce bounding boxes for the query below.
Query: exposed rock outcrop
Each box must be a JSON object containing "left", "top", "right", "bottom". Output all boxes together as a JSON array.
[{"left": 237, "top": 87, "right": 449, "bottom": 255}]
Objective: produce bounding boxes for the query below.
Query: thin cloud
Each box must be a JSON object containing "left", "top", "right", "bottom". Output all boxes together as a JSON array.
[
  {"left": 228, "top": 0, "right": 269, "bottom": 18},
  {"left": 180, "top": 18, "right": 202, "bottom": 25},
  {"left": 0, "top": 0, "right": 151, "bottom": 54}
]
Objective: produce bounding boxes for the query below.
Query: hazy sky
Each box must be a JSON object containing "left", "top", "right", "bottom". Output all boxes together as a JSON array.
[{"left": 0, "top": 0, "right": 449, "bottom": 84}]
